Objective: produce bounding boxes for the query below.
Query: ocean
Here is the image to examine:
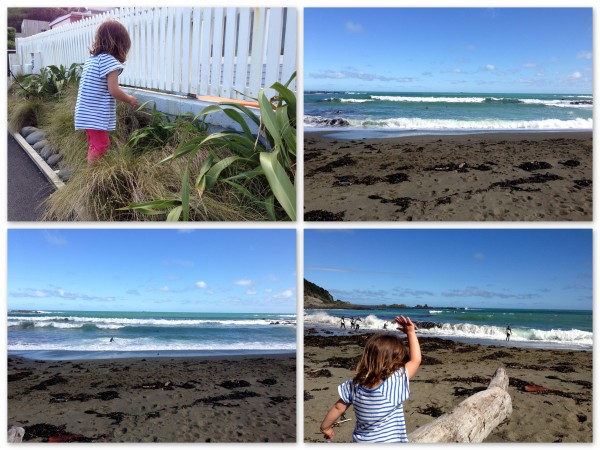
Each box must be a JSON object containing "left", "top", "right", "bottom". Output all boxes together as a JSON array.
[
  {"left": 8, "top": 310, "right": 296, "bottom": 360},
  {"left": 304, "top": 91, "right": 593, "bottom": 138},
  {"left": 304, "top": 307, "right": 592, "bottom": 351}
]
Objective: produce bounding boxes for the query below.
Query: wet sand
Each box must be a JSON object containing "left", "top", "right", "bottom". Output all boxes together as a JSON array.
[
  {"left": 304, "top": 132, "right": 592, "bottom": 221},
  {"left": 304, "top": 332, "right": 592, "bottom": 442},
  {"left": 7, "top": 354, "right": 296, "bottom": 443}
]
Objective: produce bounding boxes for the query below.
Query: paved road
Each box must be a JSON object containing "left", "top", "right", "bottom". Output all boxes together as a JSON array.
[{"left": 7, "top": 132, "right": 55, "bottom": 221}]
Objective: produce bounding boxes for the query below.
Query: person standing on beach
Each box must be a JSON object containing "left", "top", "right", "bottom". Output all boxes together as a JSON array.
[
  {"left": 506, "top": 325, "right": 512, "bottom": 341},
  {"left": 340, "top": 317, "right": 346, "bottom": 329},
  {"left": 74, "top": 19, "right": 138, "bottom": 163},
  {"left": 320, "top": 315, "right": 422, "bottom": 442}
]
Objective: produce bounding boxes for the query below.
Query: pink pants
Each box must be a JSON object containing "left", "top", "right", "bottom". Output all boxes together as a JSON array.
[{"left": 85, "top": 129, "right": 111, "bottom": 163}]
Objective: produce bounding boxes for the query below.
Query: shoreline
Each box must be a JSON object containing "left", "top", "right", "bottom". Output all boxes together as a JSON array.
[
  {"left": 304, "top": 334, "right": 592, "bottom": 442},
  {"left": 7, "top": 349, "right": 296, "bottom": 362},
  {"left": 304, "top": 131, "right": 592, "bottom": 221},
  {"left": 8, "top": 354, "right": 296, "bottom": 442},
  {"left": 304, "top": 129, "right": 593, "bottom": 140}
]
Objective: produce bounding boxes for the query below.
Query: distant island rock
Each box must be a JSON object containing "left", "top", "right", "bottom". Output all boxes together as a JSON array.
[{"left": 304, "top": 279, "right": 440, "bottom": 311}]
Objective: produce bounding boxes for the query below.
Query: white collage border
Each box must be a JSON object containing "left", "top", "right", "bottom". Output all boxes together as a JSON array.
[{"left": 1, "top": 0, "right": 598, "bottom": 447}]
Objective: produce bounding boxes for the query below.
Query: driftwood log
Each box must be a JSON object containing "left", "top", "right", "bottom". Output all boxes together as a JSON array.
[{"left": 409, "top": 368, "right": 512, "bottom": 443}]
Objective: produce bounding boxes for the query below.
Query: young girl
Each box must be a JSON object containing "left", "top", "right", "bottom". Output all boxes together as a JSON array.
[
  {"left": 74, "top": 19, "right": 138, "bottom": 163},
  {"left": 320, "top": 316, "right": 422, "bottom": 443}
]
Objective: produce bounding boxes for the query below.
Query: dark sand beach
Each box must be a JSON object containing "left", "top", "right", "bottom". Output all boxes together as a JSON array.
[
  {"left": 304, "top": 332, "right": 592, "bottom": 443},
  {"left": 304, "top": 132, "right": 592, "bottom": 221},
  {"left": 7, "top": 354, "right": 296, "bottom": 443}
]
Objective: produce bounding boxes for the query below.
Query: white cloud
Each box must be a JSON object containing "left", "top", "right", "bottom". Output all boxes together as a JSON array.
[
  {"left": 570, "top": 71, "right": 582, "bottom": 79},
  {"left": 485, "top": 64, "right": 495, "bottom": 71},
  {"left": 235, "top": 279, "right": 252, "bottom": 286},
  {"left": 246, "top": 289, "right": 258, "bottom": 295},
  {"left": 442, "top": 287, "right": 538, "bottom": 300},
  {"left": 345, "top": 20, "right": 364, "bottom": 33},
  {"left": 577, "top": 51, "right": 592, "bottom": 60},
  {"left": 195, "top": 281, "right": 207, "bottom": 288},
  {"left": 310, "top": 69, "right": 413, "bottom": 83},
  {"left": 522, "top": 62, "right": 537, "bottom": 68},
  {"left": 275, "top": 289, "right": 294, "bottom": 299},
  {"left": 43, "top": 230, "right": 67, "bottom": 246},
  {"left": 159, "top": 286, "right": 169, "bottom": 292}
]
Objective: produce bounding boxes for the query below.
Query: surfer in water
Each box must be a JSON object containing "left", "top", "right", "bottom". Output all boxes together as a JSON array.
[{"left": 505, "top": 325, "right": 512, "bottom": 341}]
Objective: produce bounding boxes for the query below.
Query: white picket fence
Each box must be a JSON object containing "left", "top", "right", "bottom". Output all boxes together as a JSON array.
[{"left": 13, "top": 7, "right": 297, "bottom": 99}]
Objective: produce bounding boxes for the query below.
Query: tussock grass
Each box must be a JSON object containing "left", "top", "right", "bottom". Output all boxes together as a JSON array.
[
  {"left": 43, "top": 143, "right": 262, "bottom": 221},
  {"left": 9, "top": 83, "right": 270, "bottom": 221},
  {"left": 8, "top": 96, "right": 44, "bottom": 132}
]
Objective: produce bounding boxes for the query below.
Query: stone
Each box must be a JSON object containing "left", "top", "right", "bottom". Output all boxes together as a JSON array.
[
  {"left": 47, "top": 154, "right": 63, "bottom": 166},
  {"left": 20, "top": 126, "right": 38, "bottom": 137},
  {"left": 25, "top": 130, "right": 47, "bottom": 145},
  {"left": 33, "top": 139, "right": 49, "bottom": 151},
  {"left": 41, "top": 144, "right": 58, "bottom": 159},
  {"left": 58, "top": 167, "right": 74, "bottom": 181}
]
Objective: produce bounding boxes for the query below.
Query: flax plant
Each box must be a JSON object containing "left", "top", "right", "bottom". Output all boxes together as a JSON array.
[{"left": 124, "top": 73, "right": 297, "bottom": 221}]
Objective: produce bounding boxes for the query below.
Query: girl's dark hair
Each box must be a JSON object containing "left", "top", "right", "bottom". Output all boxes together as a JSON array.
[
  {"left": 353, "top": 334, "right": 408, "bottom": 387},
  {"left": 90, "top": 19, "right": 131, "bottom": 63}
]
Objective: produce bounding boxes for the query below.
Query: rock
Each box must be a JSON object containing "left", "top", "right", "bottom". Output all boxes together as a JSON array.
[
  {"left": 25, "top": 130, "right": 47, "bottom": 145},
  {"left": 20, "top": 126, "right": 38, "bottom": 137},
  {"left": 41, "top": 144, "right": 58, "bottom": 159},
  {"left": 58, "top": 167, "right": 74, "bottom": 181},
  {"left": 33, "top": 139, "right": 49, "bottom": 151},
  {"left": 304, "top": 116, "right": 350, "bottom": 127},
  {"left": 47, "top": 154, "right": 63, "bottom": 166}
]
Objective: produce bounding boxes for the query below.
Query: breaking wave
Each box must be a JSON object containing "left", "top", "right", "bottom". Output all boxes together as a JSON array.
[
  {"left": 304, "top": 312, "right": 592, "bottom": 348},
  {"left": 304, "top": 115, "right": 592, "bottom": 130},
  {"left": 7, "top": 315, "right": 295, "bottom": 329}
]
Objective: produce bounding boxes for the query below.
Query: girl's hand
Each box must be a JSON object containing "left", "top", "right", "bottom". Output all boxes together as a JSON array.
[
  {"left": 128, "top": 95, "right": 139, "bottom": 108},
  {"left": 395, "top": 316, "right": 415, "bottom": 335},
  {"left": 321, "top": 426, "right": 334, "bottom": 440}
]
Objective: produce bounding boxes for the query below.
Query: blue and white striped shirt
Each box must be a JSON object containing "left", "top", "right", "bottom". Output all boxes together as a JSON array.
[
  {"left": 74, "top": 53, "right": 124, "bottom": 131},
  {"left": 338, "top": 368, "right": 410, "bottom": 443}
]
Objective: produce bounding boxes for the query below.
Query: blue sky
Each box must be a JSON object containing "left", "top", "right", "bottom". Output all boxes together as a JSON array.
[
  {"left": 305, "top": 229, "right": 592, "bottom": 310},
  {"left": 8, "top": 229, "right": 296, "bottom": 313},
  {"left": 304, "top": 8, "right": 593, "bottom": 93}
]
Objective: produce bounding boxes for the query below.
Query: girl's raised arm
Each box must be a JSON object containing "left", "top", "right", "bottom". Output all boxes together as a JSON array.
[{"left": 395, "top": 316, "right": 422, "bottom": 379}]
